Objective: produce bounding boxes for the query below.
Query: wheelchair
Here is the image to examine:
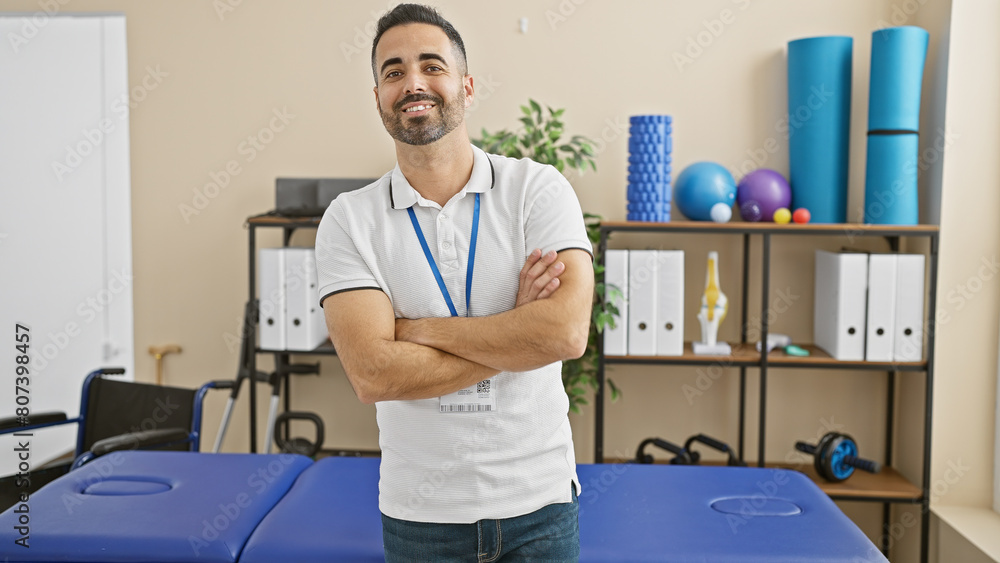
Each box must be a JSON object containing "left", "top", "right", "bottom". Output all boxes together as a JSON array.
[{"left": 0, "top": 367, "right": 231, "bottom": 511}]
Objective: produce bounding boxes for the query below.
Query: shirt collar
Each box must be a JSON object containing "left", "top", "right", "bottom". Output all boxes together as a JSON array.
[{"left": 389, "top": 144, "right": 495, "bottom": 210}]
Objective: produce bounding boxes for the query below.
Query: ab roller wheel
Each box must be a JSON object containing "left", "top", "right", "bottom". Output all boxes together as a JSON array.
[{"left": 795, "top": 432, "right": 882, "bottom": 482}]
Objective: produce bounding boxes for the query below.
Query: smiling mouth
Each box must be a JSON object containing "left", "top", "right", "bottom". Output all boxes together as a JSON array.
[{"left": 403, "top": 104, "right": 435, "bottom": 113}]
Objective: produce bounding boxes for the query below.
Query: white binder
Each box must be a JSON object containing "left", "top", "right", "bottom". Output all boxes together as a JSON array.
[
  {"left": 284, "top": 248, "right": 328, "bottom": 351},
  {"left": 628, "top": 250, "right": 658, "bottom": 355},
  {"left": 259, "top": 248, "right": 286, "bottom": 350},
  {"left": 866, "top": 254, "right": 898, "bottom": 362},
  {"left": 656, "top": 250, "right": 684, "bottom": 356},
  {"left": 893, "top": 254, "right": 925, "bottom": 361},
  {"left": 603, "top": 250, "right": 629, "bottom": 356},
  {"left": 814, "top": 250, "right": 868, "bottom": 361}
]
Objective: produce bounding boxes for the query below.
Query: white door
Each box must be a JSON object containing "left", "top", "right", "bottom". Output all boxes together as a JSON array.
[{"left": 0, "top": 14, "right": 134, "bottom": 477}]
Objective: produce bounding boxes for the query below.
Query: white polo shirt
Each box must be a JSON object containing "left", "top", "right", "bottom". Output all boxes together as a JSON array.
[{"left": 315, "top": 144, "right": 592, "bottom": 524}]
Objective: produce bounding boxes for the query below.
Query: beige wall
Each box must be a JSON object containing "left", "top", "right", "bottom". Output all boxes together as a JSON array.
[
  {"left": 10, "top": 0, "right": 993, "bottom": 561},
  {"left": 927, "top": 0, "right": 1000, "bottom": 560}
]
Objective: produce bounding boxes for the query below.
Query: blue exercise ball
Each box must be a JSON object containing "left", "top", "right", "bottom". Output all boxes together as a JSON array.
[{"left": 674, "top": 162, "right": 737, "bottom": 221}]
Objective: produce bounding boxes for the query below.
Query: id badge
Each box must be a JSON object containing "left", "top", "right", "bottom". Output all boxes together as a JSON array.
[{"left": 439, "top": 377, "right": 497, "bottom": 413}]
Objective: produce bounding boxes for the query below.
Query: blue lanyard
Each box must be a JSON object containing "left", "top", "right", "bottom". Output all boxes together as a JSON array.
[{"left": 407, "top": 192, "right": 480, "bottom": 317}]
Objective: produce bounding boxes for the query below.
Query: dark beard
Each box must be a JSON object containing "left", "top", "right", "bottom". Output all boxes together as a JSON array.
[{"left": 380, "top": 92, "right": 465, "bottom": 146}]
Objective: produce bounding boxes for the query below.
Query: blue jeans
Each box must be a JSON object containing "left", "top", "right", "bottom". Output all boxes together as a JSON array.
[{"left": 381, "top": 485, "right": 579, "bottom": 562}]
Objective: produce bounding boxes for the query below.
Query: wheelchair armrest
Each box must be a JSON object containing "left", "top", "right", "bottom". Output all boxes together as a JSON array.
[
  {"left": 0, "top": 411, "right": 67, "bottom": 432},
  {"left": 90, "top": 428, "right": 191, "bottom": 457}
]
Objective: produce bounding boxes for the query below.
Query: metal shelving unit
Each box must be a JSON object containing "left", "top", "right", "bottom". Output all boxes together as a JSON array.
[
  {"left": 242, "top": 214, "right": 376, "bottom": 458},
  {"left": 594, "top": 220, "right": 938, "bottom": 562}
]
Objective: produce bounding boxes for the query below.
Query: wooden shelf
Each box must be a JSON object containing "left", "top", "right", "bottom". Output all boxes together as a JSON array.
[
  {"left": 600, "top": 220, "right": 939, "bottom": 237},
  {"left": 605, "top": 342, "right": 926, "bottom": 371},
  {"left": 769, "top": 463, "right": 923, "bottom": 502},
  {"left": 247, "top": 213, "right": 322, "bottom": 227},
  {"left": 605, "top": 342, "right": 759, "bottom": 367},
  {"left": 602, "top": 458, "right": 923, "bottom": 503},
  {"left": 766, "top": 344, "right": 925, "bottom": 371}
]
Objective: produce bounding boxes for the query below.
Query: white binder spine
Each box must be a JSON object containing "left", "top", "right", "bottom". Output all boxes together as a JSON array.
[
  {"left": 893, "top": 254, "right": 925, "bottom": 362},
  {"left": 259, "top": 248, "right": 286, "bottom": 350},
  {"left": 656, "top": 250, "right": 684, "bottom": 356},
  {"left": 285, "top": 248, "right": 328, "bottom": 351},
  {"left": 628, "top": 250, "right": 658, "bottom": 355},
  {"left": 814, "top": 250, "right": 868, "bottom": 361},
  {"left": 865, "top": 254, "right": 898, "bottom": 362},
  {"left": 603, "top": 250, "right": 629, "bottom": 356}
]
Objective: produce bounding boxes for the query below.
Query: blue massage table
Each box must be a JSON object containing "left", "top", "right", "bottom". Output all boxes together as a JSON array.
[{"left": 0, "top": 451, "right": 887, "bottom": 562}]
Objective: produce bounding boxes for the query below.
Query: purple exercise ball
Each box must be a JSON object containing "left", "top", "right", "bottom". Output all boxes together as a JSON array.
[{"left": 737, "top": 169, "right": 791, "bottom": 222}]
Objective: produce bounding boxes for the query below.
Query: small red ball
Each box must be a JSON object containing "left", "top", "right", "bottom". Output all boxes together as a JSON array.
[{"left": 792, "top": 208, "right": 811, "bottom": 224}]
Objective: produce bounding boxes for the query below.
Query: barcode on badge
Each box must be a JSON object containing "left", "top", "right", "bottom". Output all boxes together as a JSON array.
[{"left": 440, "top": 404, "right": 493, "bottom": 413}]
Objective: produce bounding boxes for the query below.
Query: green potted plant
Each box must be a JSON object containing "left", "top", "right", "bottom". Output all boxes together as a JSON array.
[{"left": 473, "top": 99, "right": 622, "bottom": 413}]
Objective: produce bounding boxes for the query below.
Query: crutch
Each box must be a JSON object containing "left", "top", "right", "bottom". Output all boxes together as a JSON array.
[{"left": 212, "top": 300, "right": 272, "bottom": 453}]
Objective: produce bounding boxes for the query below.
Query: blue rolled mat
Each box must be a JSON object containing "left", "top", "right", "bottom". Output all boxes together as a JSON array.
[
  {"left": 868, "top": 26, "right": 929, "bottom": 131},
  {"left": 864, "top": 134, "right": 919, "bottom": 224},
  {"left": 787, "top": 36, "right": 852, "bottom": 224},
  {"left": 864, "top": 26, "right": 928, "bottom": 225}
]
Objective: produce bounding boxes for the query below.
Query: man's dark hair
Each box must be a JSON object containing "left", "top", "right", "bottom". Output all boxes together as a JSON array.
[{"left": 371, "top": 3, "right": 468, "bottom": 84}]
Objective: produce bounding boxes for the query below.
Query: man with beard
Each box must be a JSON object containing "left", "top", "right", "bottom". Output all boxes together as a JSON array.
[{"left": 315, "top": 4, "right": 593, "bottom": 561}]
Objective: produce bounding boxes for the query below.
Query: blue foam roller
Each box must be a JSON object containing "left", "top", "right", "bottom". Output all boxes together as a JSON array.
[
  {"left": 627, "top": 154, "right": 652, "bottom": 164},
  {"left": 627, "top": 195, "right": 662, "bottom": 205},
  {"left": 629, "top": 124, "right": 670, "bottom": 135},
  {"left": 628, "top": 181, "right": 665, "bottom": 192},
  {"left": 627, "top": 190, "right": 661, "bottom": 202},
  {"left": 631, "top": 188, "right": 668, "bottom": 203},
  {"left": 630, "top": 115, "right": 672, "bottom": 125},
  {"left": 628, "top": 167, "right": 669, "bottom": 177},
  {"left": 627, "top": 202, "right": 659, "bottom": 213},
  {"left": 633, "top": 188, "right": 667, "bottom": 200},
  {"left": 864, "top": 131, "right": 919, "bottom": 224},
  {"left": 629, "top": 125, "right": 673, "bottom": 135},
  {"left": 629, "top": 174, "right": 667, "bottom": 184},
  {"left": 628, "top": 115, "right": 673, "bottom": 221},
  {"left": 787, "top": 36, "right": 852, "bottom": 224},
  {"left": 628, "top": 163, "right": 672, "bottom": 174},
  {"left": 628, "top": 142, "right": 665, "bottom": 154},
  {"left": 629, "top": 139, "right": 666, "bottom": 150},
  {"left": 632, "top": 133, "right": 669, "bottom": 144},
  {"left": 629, "top": 154, "right": 672, "bottom": 165},
  {"left": 868, "top": 27, "right": 929, "bottom": 132}
]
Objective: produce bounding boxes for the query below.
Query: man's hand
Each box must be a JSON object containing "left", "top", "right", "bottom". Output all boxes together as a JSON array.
[{"left": 516, "top": 249, "right": 566, "bottom": 307}]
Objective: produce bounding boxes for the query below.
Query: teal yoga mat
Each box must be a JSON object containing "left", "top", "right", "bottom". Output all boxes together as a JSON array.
[
  {"left": 865, "top": 134, "right": 920, "bottom": 224},
  {"left": 864, "top": 26, "right": 929, "bottom": 225},
  {"left": 787, "top": 36, "right": 852, "bottom": 224}
]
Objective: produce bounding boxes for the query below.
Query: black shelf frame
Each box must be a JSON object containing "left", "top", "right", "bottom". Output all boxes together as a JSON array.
[
  {"left": 244, "top": 213, "right": 370, "bottom": 458},
  {"left": 594, "top": 221, "right": 938, "bottom": 563}
]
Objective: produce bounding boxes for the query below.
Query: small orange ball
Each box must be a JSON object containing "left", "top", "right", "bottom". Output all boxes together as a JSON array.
[{"left": 792, "top": 208, "right": 811, "bottom": 224}]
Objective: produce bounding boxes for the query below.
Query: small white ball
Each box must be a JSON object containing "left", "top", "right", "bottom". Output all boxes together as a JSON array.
[{"left": 710, "top": 202, "right": 732, "bottom": 223}]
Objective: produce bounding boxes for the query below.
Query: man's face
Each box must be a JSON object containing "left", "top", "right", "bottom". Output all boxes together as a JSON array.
[{"left": 373, "top": 23, "right": 472, "bottom": 146}]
